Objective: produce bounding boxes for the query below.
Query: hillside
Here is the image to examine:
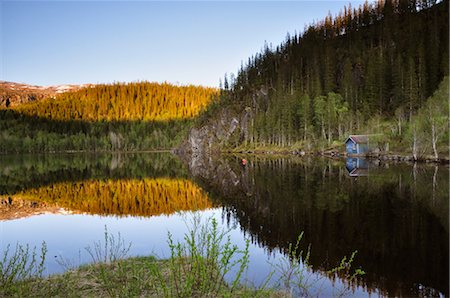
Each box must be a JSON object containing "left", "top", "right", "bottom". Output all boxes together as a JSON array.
[
  {"left": 0, "top": 82, "right": 217, "bottom": 153},
  {"left": 182, "top": 0, "right": 449, "bottom": 160},
  {"left": 10, "top": 82, "right": 218, "bottom": 122}
]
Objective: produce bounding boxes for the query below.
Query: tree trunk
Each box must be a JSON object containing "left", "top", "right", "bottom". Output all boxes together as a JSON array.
[
  {"left": 328, "top": 122, "right": 332, "bottom": 146},
  {"left": 431, "top": 122, "right": 438, "bottom": 159},
  {"left": 412, "top": 126, "right": 418, "bottom": 161},
  {"left": 321, "top": 118, "right": 326, "bottom": 140},
  {"left": 304, "top": 120, "right": 307, "bottom": 141}
]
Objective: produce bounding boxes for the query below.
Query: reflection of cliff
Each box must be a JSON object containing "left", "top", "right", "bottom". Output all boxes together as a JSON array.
[
  {"left": 12, "top": 178, "right": 212, "bottom": 217},
  {"left": 186, "top": 155, "right": 449, "bottom": 297}
]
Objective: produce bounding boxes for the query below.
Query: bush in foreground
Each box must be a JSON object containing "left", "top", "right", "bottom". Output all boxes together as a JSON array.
[{"left": 0, "top": 216, "right": 364, "bottom": 297}]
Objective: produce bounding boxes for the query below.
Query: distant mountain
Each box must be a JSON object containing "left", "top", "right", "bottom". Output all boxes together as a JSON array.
[{"left": 0, "top": 81, "right": 91, "bottom": 107}]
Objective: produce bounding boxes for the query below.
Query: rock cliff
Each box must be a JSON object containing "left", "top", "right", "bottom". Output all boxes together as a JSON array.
[{"left": 177, "top": 87, "right": 268, "bottom": 155}]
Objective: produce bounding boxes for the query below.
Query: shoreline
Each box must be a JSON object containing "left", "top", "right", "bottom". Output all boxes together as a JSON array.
[
  {"left": 0, "top": 149, "right": 173, "bottom": 156},
  {"left": 222, "top": 148, "right": 450, "bottom": 164},
  {"left": 1, "top": 147, "right": 448, "bottom": 165}
]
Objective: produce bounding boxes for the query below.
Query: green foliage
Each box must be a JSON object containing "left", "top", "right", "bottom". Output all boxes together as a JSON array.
[
  {"left": 1, "top": 81, "right": 217, "bottom": 153},
  {"left": 0, "top": 109, "right": 192, "bottom": 153},
  {"left": 328, "top": 251, "right": 365, "bottom": 282},
  {"left": 406, "top": 77, "right": 449, "bottom": 159},
  {"left": 207, "top": 0, "right": 448, "bottom": 153},
  {"left": 272, "top": 232, "right": 313, "bottom": 296},
  {"left": 0, "top": 242, "right": 47, "bottom": 296},
  {"left": 85, "top": 226, "right": 132, "bottom": 264},
  {"left": 0, "top": 211, "right": 370, "bottom": 297},
  {"left": 149, "top": 216, "right": 253, "bottom": 297},
  {"left": 273, "top": 233, "right": 364, "bottom": 297}
]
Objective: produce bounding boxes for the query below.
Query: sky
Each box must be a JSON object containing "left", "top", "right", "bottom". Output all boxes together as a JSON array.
[{"left": 1, "top": 1, "right": 365, "bottom": 87}]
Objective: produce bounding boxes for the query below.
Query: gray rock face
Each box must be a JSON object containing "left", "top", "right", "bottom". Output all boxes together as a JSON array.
[
  {"left": 179, "top": 107, "right": 252, "bottom": 156},
  {"left": 188, "top": 126, "right": 212, "bottom": 155},
  {"left": 177, "top": 86, "right": 267, "bottom": 157}
]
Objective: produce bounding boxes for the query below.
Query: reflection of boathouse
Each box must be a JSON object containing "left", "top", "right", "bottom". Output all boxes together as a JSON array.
[{"left": 345, "top": 158, "right": 369, "bottom": 177}]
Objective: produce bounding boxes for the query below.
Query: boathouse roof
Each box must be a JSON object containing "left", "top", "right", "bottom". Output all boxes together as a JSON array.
[{"left": 344, "top": 135, "right": 369, "bottom": 144}]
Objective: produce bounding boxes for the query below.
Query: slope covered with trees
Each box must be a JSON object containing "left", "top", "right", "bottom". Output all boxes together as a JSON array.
[
  {"left": 195, "top": 0, "right": 448, "bottom": 158},
  {"left": 13, "top": 82, "right": 218, "bottom": 121},
  {"left": 1, "top": 82, "right": 217, "bottom": 153}
]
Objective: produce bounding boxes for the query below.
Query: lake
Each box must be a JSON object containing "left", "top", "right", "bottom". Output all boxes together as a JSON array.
[{"left": 0, "top": 152, "right": 448, "bottom": 297}]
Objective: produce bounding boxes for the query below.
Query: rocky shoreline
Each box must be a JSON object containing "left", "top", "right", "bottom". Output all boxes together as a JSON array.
[{"left": 176, "top": 144, "right": 450, "bottom": 165}]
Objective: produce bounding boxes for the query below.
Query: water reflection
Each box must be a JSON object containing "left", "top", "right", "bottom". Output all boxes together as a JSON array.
[
  {"left": 188, "top": 155, "right": 449, "bottom": 297},
  {"left": 1, "top": 153, "right": 448, "bottom": 297},
  {"left": 3, "top": 178, "right": 212, "bottom": 218},
  {"left": 0, "top": 152, "right": 188, "bottom": 195},
  {"left": 345, "top": 157, "right": 369, "bottom": 176}
]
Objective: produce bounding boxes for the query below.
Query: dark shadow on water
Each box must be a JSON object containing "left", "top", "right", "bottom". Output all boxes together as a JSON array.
[{"left": 186, "top": 154, "right": 449, "bottom": 297}]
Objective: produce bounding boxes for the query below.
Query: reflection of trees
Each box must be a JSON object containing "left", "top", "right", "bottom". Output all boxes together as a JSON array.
[
  {"left": 191, "top": 156, "right": 449, "bottom": 297},
  {"left": 15, "top": 178, "right": 212, "bottom": 217},
  {"left": 0, "top": 153, "right": 188, "bottom": 195}
]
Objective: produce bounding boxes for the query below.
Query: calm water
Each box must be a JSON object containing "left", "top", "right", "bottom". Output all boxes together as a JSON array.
[{"left": 0, "top": 153, "right": 448, "bottom": 297}]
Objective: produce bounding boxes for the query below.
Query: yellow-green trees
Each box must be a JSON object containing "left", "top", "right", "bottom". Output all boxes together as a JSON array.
[{"left": 14, "top": 82, "right": 218, "bottom": 122}]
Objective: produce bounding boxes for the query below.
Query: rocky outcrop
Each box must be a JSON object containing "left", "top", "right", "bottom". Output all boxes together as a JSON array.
[
  {"left": 178, "top": 87, "right": 269, "bottom": 156},
  {"left": 178, "top": 108, "right": 250, "bottom": 156}
]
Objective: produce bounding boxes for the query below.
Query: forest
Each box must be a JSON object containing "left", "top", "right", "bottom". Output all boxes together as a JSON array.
[
  {"left": 211, "top": 0, "right": 448, "bottom": 157},
  {"left": 1, "top": 0, "right": 448, "bottom": 156},
  {"left": 13, "top": 82, "right": 217, "bottom": 122},
  {"left": 0, "top": 82, "right": 217, "bottom": 153}
]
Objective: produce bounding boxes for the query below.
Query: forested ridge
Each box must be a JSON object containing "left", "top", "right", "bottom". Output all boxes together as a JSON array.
[
  {"left": 0, "top": 82, "right": 217, "bottom": 153},
  {"left": 1, "top": 0, "right": 448, "bottom": 156},
  {"left": 13, "top": 82, "right": 218, "bottom": 121},
  {"left": 205, "top": 0, "right": 448, "bottom": 157}
]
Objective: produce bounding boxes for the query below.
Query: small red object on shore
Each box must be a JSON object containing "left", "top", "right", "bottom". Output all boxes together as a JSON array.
[{"left": 241, "top": 158, "right": 247, "bottom": 166}]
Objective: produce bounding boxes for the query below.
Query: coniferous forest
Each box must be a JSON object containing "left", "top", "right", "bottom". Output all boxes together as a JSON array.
[
  {"left": 14, "top": 82, "right": 217, "bottom": 122},
  {"left": 0, "top": 83, "right": 217, "bottom": 153},
  {"left": 209, "top": 0, "right": 448, "bottom": 158},
  {"left": 1, "top": 1, "right": 449, "bottom": 295},
  {"left": 1, "top": 0, "right": 448, "bottom": 157}
]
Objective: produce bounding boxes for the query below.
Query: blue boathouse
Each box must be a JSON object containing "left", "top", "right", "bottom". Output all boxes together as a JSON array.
[{"left": 344, "top": 135, "right": 369, "bottom": 155}]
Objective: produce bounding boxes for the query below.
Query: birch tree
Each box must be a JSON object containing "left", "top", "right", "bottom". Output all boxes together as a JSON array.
[{"left": 424, "top": 77, "right": 449, "bottom": 159}]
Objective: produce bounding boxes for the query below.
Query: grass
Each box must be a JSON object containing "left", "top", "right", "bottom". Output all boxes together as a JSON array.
[
  {"left": 0, "top": 217, "right": 364, "bottom": 297},
  {"left": 0, "top": 242, "right": 47, "bottom": 296}
]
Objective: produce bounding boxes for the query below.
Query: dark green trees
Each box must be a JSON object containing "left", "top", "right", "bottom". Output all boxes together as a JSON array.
[{"left": 218, "top": 0, "right": 448, "bottom": 151}]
